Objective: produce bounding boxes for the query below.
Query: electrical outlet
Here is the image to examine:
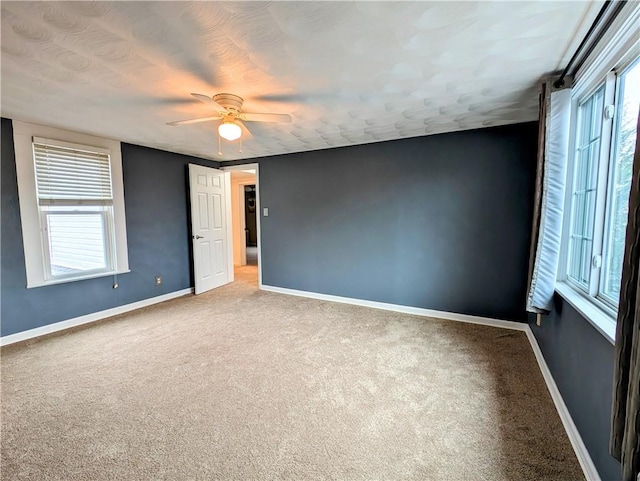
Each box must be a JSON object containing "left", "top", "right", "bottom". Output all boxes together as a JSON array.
[{"left": 155, "top": 276, "right": 162, "bottom": 286}]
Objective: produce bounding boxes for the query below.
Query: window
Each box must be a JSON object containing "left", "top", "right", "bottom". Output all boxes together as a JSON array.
[
  {"left": 33, "top": 140, "right": 116, "bottom": 280},
  {"left": 563, "top": 58, "right": 639, "bottom": 314},
  {"left": 601, "top": 63, "right": 640, "bottom": 303},
  {"left": 14, "top": 121, "right": 129, "bottom": 287},
  {"left": 567, "top": 85, "right": 605, "bottom": 291}
]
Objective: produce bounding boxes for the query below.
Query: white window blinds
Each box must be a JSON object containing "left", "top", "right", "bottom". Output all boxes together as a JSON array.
[{"left": 32, "top": 138, "right": 113, "bottom": 205}]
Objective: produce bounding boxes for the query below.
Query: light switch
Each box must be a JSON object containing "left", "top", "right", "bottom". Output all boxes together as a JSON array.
[{"left": 263, "top": 208, "right": 269, "bottom": 217}]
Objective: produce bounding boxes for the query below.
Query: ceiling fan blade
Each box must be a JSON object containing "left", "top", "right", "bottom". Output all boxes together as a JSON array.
[
  {"left": 241, "top": 112, "right": 292, "bottom": 124},
  {"left": 167, "top": 115, "right": 222, "bottom": 126},
  {"left": 237, "top": 120, "right": 253, "bottom": 140},
  {"left": 190, "top": 93, "right": 226, "bottom": 111}
]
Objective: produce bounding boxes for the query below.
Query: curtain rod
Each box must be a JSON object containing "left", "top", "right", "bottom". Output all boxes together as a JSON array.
[{"left": 554, "top": 0, "right": 626, "bottom": 88}]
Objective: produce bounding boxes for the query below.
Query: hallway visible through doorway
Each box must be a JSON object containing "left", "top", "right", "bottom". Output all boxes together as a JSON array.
[{"left": 227, "top": 166, "right": 260, "bottom": 287}]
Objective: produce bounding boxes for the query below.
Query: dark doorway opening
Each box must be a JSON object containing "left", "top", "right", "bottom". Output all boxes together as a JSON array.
[{"left": 244, "top": 185, "right": 258, "bottom": 266}]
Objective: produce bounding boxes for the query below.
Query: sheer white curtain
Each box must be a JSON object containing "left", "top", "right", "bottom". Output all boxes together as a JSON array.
[{"left": 526, "top": 78, "right": 572, "bottom": 314}]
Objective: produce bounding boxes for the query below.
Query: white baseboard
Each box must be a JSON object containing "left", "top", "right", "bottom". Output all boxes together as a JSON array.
[
  {"left": 524, "top": 327, "right": 601, "bottom": 481},
  {"left": 261, "top": 283, "right": 600, "bottom": 481},
  {"left": 0, "top": 288, "right": 194, "bottom": 346},
  {"left": 261, "top": 284, "right": 528, "bottom": 332}
]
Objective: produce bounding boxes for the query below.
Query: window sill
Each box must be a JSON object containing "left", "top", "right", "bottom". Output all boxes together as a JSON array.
[
  {"left": 27, "top": 269, "right": 130, "bottom": 289},
  {"left": 555, "top": 282, "right": 616, "bottom": 345}
]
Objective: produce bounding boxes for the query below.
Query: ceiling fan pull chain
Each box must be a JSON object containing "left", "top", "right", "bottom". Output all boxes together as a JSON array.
[
  {"left": 218, "top": 134, "right": 223, "bottom": 156},
  {"left": 239, "top": 137, "right": 243, "bottom": 154}
]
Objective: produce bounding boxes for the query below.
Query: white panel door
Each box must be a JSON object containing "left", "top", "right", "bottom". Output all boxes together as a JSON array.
[{"left": 189, "top": 164, "right": 231, "bottom": 294}]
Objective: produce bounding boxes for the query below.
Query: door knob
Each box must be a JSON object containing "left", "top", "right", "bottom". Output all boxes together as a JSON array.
[{"left": 193, "top": 235, "right": 204, "bottom": 239}]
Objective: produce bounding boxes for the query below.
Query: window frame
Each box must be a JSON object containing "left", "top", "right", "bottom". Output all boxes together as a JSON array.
[
  {"left": 13, "top": 120, "right": 129, "bottom": 288},
  {"left": 556, "top": 3, "right": 640, "bottom": 344}
]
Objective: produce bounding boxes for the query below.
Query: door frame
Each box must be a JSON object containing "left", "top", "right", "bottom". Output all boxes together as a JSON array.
[
  {"left": 236, "top": 179, "right": 256, "bottom": 266},
  {"left": 222, "top": 163, "right": 262, "bottom": 288}
]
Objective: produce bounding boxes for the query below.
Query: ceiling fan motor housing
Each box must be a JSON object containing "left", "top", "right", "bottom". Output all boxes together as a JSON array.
[{"left": 213, "top": 93, "right": 244, "bottom": 113}]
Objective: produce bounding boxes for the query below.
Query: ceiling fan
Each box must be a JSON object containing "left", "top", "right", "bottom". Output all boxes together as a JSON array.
[{"left": 167, "top": 93, "right": 292, "bottom": 142}]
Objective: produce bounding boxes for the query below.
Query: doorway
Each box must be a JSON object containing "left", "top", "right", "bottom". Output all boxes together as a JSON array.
[
  {"left": 224, "top": 164, "right": 261, "bottom": 287},
  {"left": 244, "top": 184, "right": 258, "bottom": 266}
]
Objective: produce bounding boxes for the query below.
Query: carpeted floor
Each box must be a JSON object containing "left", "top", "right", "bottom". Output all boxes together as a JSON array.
[{"left": 1, "top": 266, "right": 584, "bottom": 480}]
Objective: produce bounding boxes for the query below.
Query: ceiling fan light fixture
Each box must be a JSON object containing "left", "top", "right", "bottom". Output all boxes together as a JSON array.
[{"left": 218, "top": 120, "right": 242, "bottom": 141}]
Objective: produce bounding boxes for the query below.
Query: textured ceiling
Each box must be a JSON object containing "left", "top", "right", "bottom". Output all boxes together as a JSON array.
[{"left": 1, "top": 1, "right": 600, "bottom": 162}]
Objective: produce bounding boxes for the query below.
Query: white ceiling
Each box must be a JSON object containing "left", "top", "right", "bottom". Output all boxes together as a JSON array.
[{"left": 1, "top": 1, "right": 600, "bottom": 162}]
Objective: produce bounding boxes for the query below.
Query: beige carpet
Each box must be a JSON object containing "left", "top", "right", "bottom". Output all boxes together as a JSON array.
[{"left": 1, "top": 266, "right": 583, "bottom": 480}]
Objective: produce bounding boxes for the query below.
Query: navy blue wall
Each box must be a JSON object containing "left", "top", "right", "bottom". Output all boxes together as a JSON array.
[
  {"left": 1, "top": 118, "right": 220, "bottom": 336},
  {"left": 529, "top": 300, "right": 620, "bottom": 480},
  {"left": 241, "top": 122, "right": 538, "bottom": 322}
]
